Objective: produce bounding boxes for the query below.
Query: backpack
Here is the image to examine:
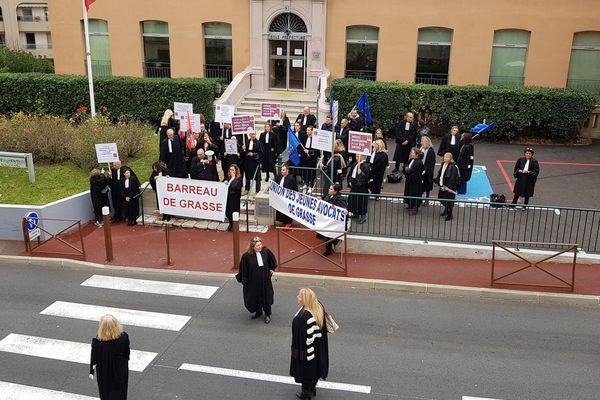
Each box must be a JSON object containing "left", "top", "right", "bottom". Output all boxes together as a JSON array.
[
  {"left": 387, "top": 170, "right": 403, "bottom": 184},
  {"left": 490, "top": 193, "right": 506, "bottom": 208}
]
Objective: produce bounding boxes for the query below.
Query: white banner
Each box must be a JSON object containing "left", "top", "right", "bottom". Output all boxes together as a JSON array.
[
  {"left": 173, "top": 102, "right": 193, "bottom": 120},
  {"left": 215, "top": 104, "right": 235, "bottom": 123},
  {"left": 179, "top": 113, "right": 202, "bottom": 132},
  {"left": 95, "top": 143, "right": 120, "bottom": 163},
  {"left": 268, "top": 180, "right": 346, "bottom": 238},
  {"left": 156, "top": 177, "right": 228, "bottom": 221},
  {"left": 312, "top": 129, "right": 334, "bottom": 152}
]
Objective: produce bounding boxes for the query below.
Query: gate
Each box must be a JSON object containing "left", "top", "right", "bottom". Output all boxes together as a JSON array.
[{"left": 22, "top": 218, "right": 86, "bottom": 261}]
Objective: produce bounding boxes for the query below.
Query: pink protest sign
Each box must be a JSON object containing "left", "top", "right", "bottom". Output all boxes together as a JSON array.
[
  {"left": 231, "top": 115, "right": 255, "bottom": 135},
  {"left": 348, "top": 131, "right": 373, "bottom": 156}
]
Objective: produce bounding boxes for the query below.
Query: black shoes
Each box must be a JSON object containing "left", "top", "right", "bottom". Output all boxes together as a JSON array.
[
  {"left": 264, "top": 316, "right": 271, "bottom": 324},
  {"left": 296, "top": 392, "right": 311, "bottom": 400},
  {"left": 251, "top": 311, "right": 262, "bottom": 319},
  {"left": 445, "top": 215, "right": 453, "bottom": 221},
  {"left": 322, "top": 250, "right": 332, "bottom": 257}
]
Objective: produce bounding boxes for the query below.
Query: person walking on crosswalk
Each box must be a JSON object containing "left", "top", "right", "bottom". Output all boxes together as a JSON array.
[{"left": 90, "top": 315, "right": 131, "bottom": 400}]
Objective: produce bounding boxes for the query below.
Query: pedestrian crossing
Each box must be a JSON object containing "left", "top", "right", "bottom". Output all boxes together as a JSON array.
[{"left": 0, "top": 274, "right": 220, "bottom": 399}]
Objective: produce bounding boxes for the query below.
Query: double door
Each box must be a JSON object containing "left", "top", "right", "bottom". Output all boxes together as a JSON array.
[{"left": 269, "top": 40, "right": 306, "bottom": 91}]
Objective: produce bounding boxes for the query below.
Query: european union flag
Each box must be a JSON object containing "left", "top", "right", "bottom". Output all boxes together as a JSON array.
[
  {"left": 354, "top": 91, "right": 372, "bottom": 126},
  {"left": 287, "top": 125, "right": 301, "bottom": 166}
]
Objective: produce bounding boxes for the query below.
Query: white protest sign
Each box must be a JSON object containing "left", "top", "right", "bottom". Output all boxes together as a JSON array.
[
  {"left": 231, "top": 115, "right": 255, "bottom": 135},
  {"left": 348, "top": 131, "right": 372, "bottom": 156},
  {"left": 215, "top": 104, "right": 235, "bottom": 123},
  {"left": 95, "top": 143, "right": 120, "bottom": 163},
  {"left": 173, "top": 102, "right": 193, "bottom": 120},
  {"left": 311, "top": 129, "right": 334, "bottom": 153},
  {"left": 268, "top": 180, "right": 346, "bottom": 238},
  {"left": 156, "top": 177, "right": 228, "bottom": 221},
  {"left": 224, "top": 139, "right": 239, "bottom": 155}
]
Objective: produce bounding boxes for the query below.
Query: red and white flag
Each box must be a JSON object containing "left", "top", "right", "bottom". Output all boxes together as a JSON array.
[{"left": 85, "top": 0, "right": 96, "bottom": 10}]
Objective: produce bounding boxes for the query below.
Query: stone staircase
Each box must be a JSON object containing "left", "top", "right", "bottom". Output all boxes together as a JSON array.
[{"left": 236, "top": 91, "right": 318, "bottom": 127}]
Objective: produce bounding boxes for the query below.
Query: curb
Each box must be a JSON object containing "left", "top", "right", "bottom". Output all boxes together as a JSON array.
[{"left": 1, "top": 255, "right": 598, "bottom": 307}]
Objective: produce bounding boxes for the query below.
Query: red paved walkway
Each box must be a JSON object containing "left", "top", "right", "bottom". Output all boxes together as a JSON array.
[{"left": 21, "top": 222, "right": 600, "bottom": 296}]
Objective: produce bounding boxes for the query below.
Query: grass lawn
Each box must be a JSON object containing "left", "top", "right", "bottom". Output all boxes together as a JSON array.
[{"left": 0, "top": 134, "right": 159, "bottom": 205}]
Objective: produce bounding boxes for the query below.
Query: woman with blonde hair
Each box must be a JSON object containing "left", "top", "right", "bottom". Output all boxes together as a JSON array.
[
  {"left": 420, "top": 135, "right": 436, "bottom": 204},
  {"left": 156, "top": 109, "right": 178, "bottom": 150},
  {"left": 236, "top": 236, "right": 278, "bottom": 323},
  {"left": 90, "top": 315, "right": 130, "bottom": 400},
  {"left": 290, "top": 288, "right": 329, "bottom": 399},
  {"left": 368, "top": 139, "right": 388, "bottom": 198}
]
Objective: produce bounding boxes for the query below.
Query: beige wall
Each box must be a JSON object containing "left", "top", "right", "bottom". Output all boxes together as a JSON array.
[
  {"left": 325, "top": 0, "right": 600, "bottom": 87},
  {"left": 48, "top": 0, "right": 250, "bottom": 77}
]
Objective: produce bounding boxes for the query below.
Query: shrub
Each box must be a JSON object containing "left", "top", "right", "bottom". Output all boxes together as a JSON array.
[
  {"left": 330, "top": 79, "right": 597, "bottom": 140},
  {"left": 0, "top": 49, "right": 54, "bottom": 73},
  {"left": 0, "top": 73, "right": 221, "bottom": 125}
]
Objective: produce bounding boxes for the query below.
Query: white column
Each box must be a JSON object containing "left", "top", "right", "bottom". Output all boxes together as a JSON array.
[{"left": 250, "top": 0, "right": 265, "bottom": 90}]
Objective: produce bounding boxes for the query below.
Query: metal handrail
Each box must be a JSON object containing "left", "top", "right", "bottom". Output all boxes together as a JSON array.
[
  {"left": 133, "top": 182, "right": 151, "bottom": 226},
  {"left": 243, "top": 164, "right": 262, "bottom": 233}
]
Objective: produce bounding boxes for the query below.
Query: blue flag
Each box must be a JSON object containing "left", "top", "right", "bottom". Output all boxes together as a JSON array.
[
  {"left": 287, "top": 126, "right": 301, "bottom": 166},
  {"left": 354, "top": 91, "right": 372, "bottom": 126}
]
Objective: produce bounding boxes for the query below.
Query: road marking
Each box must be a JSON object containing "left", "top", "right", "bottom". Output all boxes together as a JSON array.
[
  {"left": 0, "top": 380, "right": 99, "bottom": 400},
  {"left": 178, "top": 363, "right": 371, "bottom": 394},
  {"left": 80, "top": 275, "right": 219, "bottom": 299},
  {"left": 0, "top": 334, "right": 157, "bottom": 372},
  {"left": 40, "top": 301, "right": 191, "bottom": 331},
  {"left": 463, "top": 397, "right": 503, "bottom": 400}
]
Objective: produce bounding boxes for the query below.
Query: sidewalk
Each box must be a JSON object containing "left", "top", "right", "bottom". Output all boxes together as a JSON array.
[{"left": 5, "top": 222, "right": 600, "bottom": 297}]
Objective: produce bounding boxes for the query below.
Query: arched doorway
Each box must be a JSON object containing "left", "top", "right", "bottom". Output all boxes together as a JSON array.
[{"left": 268, "top": 13, "right": 307, "bottom": 90}]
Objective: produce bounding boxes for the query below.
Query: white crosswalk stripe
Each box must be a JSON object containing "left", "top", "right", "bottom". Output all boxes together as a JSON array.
[
  {"left": 0, "top": 380, "right": 99, "bottom": 400},
  {"left": 0, "top": 333, "right": 157, "bottom": 372},
  {"left": 463, "top": 397, "right": 504, "bottom": 400},
  {"left": 80, "top": 275, "right": 219, "bottom": 299},
  {"left": 40, "top": 301, "right": 191, "bottom": 331}
]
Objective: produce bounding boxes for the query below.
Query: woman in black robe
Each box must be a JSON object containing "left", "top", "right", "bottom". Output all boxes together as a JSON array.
[
  {"left": 511, "top": 147, "right": 540, "bottom": 208},
  {"left": 243, "top": 131, "right": 264, "bottom": 195},
  {"left": 403, "top": 148, "right": 425, "bottom": 215},
  {"left": 225, "top": 164, "right": 243, "bottom": 231},
  {"left": 120, "top": 169, "right": 140, "bottom": 226},
  {"left": 320, "top": 139, "right": 347, "bottom": 197},
  {"left": 90, "top": 168, "right": 110, "bottom": 227},
  {"left": 368, "top": 139, "right": 388, "bottom": 198},
  {"left": 290, "top": 287, "right": 329, "bottom": 400},
  {"left": 318, "top": 183, "right": 348, "bottom": 257},
  {"left": 237, "top": 237, "right": 278, "bottom": 324},
  {"left": 275, "top": 165, "right": 298, "bottom": 227},
  {"left": 456, "top": 132, "right": 474, "bottom": 194},
  {"left": 437, "top": 125, "right": 461, "bottom": 161},
  {"left": 90, "top": 315, "right": 130, "bottom": 400},
  {"left": 347, "top": 154, "right": 370, "bottom": 224},
  {"left": 419, "top": 136, "right": 436, "bottom": 204},
  {"left": 149, "top": 161, "right": 171, "bottom": 221},
  {"left": 434, "top": 152, "right": 460, "bottom": 221},
  {"left": 259, "top": 123, "right": 280, "bottom": 182}
]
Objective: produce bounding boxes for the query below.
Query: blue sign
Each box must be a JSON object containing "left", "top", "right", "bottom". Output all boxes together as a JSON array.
[{"left": 25, "top": 211, "right": 39, "bottom": 231}]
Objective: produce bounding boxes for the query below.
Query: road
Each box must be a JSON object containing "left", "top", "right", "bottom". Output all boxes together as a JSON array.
[{"left": 0, "top": 263, "right": 599, "bottom": 400}]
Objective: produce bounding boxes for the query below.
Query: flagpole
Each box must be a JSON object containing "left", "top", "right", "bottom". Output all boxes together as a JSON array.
[{"left": 81, "top": 0, "right": 96, "bottom": 118}]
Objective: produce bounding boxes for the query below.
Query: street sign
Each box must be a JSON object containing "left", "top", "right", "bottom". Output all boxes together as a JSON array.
[{"left": 25, "top": 211, "right": 40, "bottom": 240}]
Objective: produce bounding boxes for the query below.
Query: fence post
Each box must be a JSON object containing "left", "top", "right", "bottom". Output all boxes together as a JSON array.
[{"left": 102, "top": 206, "right": 113, "bottom": 262}]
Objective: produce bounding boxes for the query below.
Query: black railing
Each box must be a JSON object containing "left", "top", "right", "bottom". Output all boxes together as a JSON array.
[
  {"left": 345, "top": 69, "right": 377, "bottom": 81},
  {"left": 343, "top": 193, "right": 600, "bottom": 254},
  {"left": 415, "top": 72, "right": 448, "bottom": 85},
  {"left": 204, "top": 64, "right": 233, "bottom": 84},
  {"left": 567, "top": 79, "right": 600, "bottom": 99},
  {"left": 18, "top": 15, "right": 49, "bottom": 22},
  {"left": 25, "top": 43, "right": 52, "bottom": 50},
  {"left": 489, "top": 75, "right": 525, "bottom": 87},
  {"left": 143, "top": 62, "right": 171, "bottom": 78}
]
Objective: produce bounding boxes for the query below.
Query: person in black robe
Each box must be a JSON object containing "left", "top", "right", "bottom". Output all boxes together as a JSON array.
[
  {"left": 149, "top": 161, "right": 171, "bottom": 221},
  {"left": 224, "top": 164, "right": 243, "bottom": 231},
  {"left": 190, "top": 149, "right": 217, "bottom": 181},
  {"left": 236, "top": 237, "right": 278, "bottom": 324},
  {"left": 403, "top": 148, "right": 425, "bottom": 215},
  {"left": 347, "top": 108, "right": 363, "bottom": 131},
  {"left": 90, "top": 168, "right": 110, "bottom": 227},
  {"left": 275, "top": 165, "right": 298, "bottom": 227},
  {"left": 456, "top": 133, "right": 475, "bottom": 194},
  {"left": 259, "top": 124, "right": 280, "bottom": 182},
  {"left": 300, "top": 126, "right": 319, "bottom": 193},
  {"left": 434, "top": 152, "right": 460, "bottom": 221},
  {"left": 511, "top": 148, "right": 540, "bottom": 208},
  {"left": 290, "top": 288, "right": 329, "bottom": 400},
  {"left": 221, "top": 138, "right": 243, "bottom": 183},
  {"left": 243, "top": 131, "right": 264, "bottom": 195},
  {"left": 347, "top": 154, "right": 370, "bottom": 224},
  {"left": 108, "top": 161, "right": 133, "bottom": 223},
  {"left": 437, "top": 126, "right": 461, "bottom": 161},
  {"left": 120, "top": 169, "right": 140, "bottom": 226},
  {"left": 159, "top": 128, "right": 186, "bottom": 178},
  {"left": 368, "top": 139, "right": 388, "bottom": 198},
  {"left": 373, "top": 128, "right": 388, "bottom": 150},
  {"left": 417, "top": 119, "right": 431, "bottom": 148},
  {"left": 320, "top": 139, "right": 347, "bottom": 197},
  {"left": 156, "top": 109, "right": 178, "bottom": 152},
  {"left": 419, "top": 136, "right": 436, "bottom": 204},
  {"left": 317, "top": 184, "right": 348, "bottom": 256},
  {"left": 337, "top": 119, "right": 352, "bottom": 167},
  {"left": 90, "top": 315, "right": 130, "bottom": 400},
  {"left": 296, "top": 107, "right": 317, "bottom": 133},
  {"left": 392, "top": 112, "right": 417, "bottom": 172}
]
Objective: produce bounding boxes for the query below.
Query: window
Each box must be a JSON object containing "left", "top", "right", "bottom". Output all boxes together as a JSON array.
[
  {"left": 345, "top": 26, "right": 379, "bottom": 81},
  {"left": 415, "top": 28, "right": 452, "bottom": 85},
  {"left": 20, "top": 7, "right": 33, "bottom": 22},
  {"left": 88, "top": 19, "right": 111, "bottom": 77},
  {"left": 142, "top": 21, "right": 170, "bottom": 78},
  {"left": 203, "top": 22, "right": 232, "bottom": 84},
  {"left": 489, "top": 30, "right": 530, "bottom": 86},
  {"left": 0, "top": 34, "right": 5, "bottom": 49},
  {"left": 567, "top": 32, "right": 600, "bottom": 98},
  {"left": 0, "top": 7, "right": 3, "bottom": 22},
  {"left": 25, "top": 33, "right": 36, "bottom": 49}
]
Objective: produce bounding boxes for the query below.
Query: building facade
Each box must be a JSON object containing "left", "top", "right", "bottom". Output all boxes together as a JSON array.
[
  {"left": 0, "top": 0, "right": 53, "bottom": 59},
  {"left": 47, "top": 0, "right": 599, "bottom": 95}
]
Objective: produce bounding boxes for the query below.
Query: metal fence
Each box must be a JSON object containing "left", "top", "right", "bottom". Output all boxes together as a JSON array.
[
  {"left": 344, "top": 70, "right": 377, "bottom": 81},
  {"left": 415, "top": 72, "right": 448, "bottom": 85},
  {"left": 344, "top": 193, "right": 600, "bottom": 254},
  {"left": 489, "top": 75, "right": 525, "bottom": 87},
  {"left": 90, "top": 60, "right": 112, "bottom": 77},
  {"left": 567, "top": 79, "right": 600, "bottom": 100},
  {"left": 204, "top": 64, "right": 233, "bottom": 84},
  {"left": 143, "top": 62, "right": 171, "bottom": 78}
]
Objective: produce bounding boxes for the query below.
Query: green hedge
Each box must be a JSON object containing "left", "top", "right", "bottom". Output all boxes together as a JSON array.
[
  {"left": 0, "top": 49, "right": 54, "bottom": 73},
  {"left": 0, "top": 73, "right": 221, "bottom": 124},
  {"left": 331, "top": 79, "right": 597, "bottom": 140}
]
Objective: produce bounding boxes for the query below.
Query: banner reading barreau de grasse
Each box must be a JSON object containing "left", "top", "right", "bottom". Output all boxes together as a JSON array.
[
  {"left": 268, "top": 180, "right": 347, "bottom": 238},
  {"left": 156, "top": 177, "right": 228, "bottom": 221}
]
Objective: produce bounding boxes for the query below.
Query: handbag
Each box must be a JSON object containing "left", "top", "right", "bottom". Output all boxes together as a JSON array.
[{"left": 325, "top": 313, "right": 339, "bottom": 334}]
